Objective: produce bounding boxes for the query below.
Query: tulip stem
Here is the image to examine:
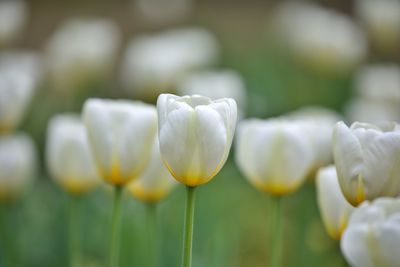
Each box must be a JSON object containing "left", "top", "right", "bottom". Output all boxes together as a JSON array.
[
  {"left": 68, "top": 195, "right": 80, "bottom": 267},
  {"left": 270, "top": 196, "right": 283, "bottom": 267},
  {"left": 146, "top": 203, "right": 157, "bottom": 267},
  {"left": 110, "top": 186, "right": 123, "bottom": 267},
  {"left": 182, "top": 186, "right": 196, "bottom": 267}
]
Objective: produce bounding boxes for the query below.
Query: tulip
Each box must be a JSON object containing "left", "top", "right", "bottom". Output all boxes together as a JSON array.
[
  {"left": 316, "top": 165, "right": 354, "bottom": 240},
  {"left": 272, "top": 2, "right": 367, "bottom": 75},
  {"left": 355, "top": 0, "right": 400, "bottom": 54},
  {"left": 0, "top": 1, "right": 27, "bottom": 46},
  {"left": 235, "top": 118, "right": 314, "bottom": 267},
  {"left": 127, "top": 137, "right": 176, "bottom": 203},
  {"left": 0, "top": 52, "right": 41, "bottom": 134},
  {"left": 157, "top": 93, "right": 237, "bottom": 267},
  {"left": 120, "top": 28, "right": 219, "bottom": 101},
  {"left": 236, "top": 119, "right": 315, "bottom": 195},
  {"left": 83, "top": 98, "right": 157, "bottom": 267},
  {"left": 333, "top": 121, "right": 400, "bottom": 206},
  {"left": 177, "top": 70, "right": 247, "bottom": 118},
  {"left": 0, "top": 133, "right": 36, "bottom": 202},
  {"left": 46, "top": 114, "right": 100, "bottom": 195},
  {"left": 341, "top": 197, "right": 400, "bottom": 267},
  {"left": 46, "top": 18, "right": 121, "bottom": 92}
]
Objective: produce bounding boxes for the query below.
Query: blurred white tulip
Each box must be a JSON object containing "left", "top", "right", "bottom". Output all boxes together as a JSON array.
[
  {"left": 46, "top": 18, "right": 121, "bottom": 92},
  {"left": 273, "top": 2, "right": 367, "bottom": 74},
  {"left": 286, "top": 106, "right": 341, "bottom": 173},
  {"left": 316, "top": 165, "right": 354, "bottom": 240},
  {"left": 0, "top": 0, "right": 27, "bottom": 45},
  {"left": 157, "top": 94, "right": 237, "bottom": 186},
  {"left": 0, "top": 52, "right": 42, "bottom": 133},
  {"left": 341, "top": 198, "right": 400, "bottom": 267},
  {"left": 236, "top": 119, "right": 314, "bottom": 195},
  {"left": 177, "top": 70, "right": 247, "bottom": 118},
  {"left": 355, "top": 65, "right": 400, "bottom": 104},
  {"left": 333, "top": 121, "right": 400, "bottom": 206},
  {"left": 346, "top": 98, "right": 400, "bottom": 124},
  {"left": 0, "top": 133, "right": 36, "bottom": 201},
  {"left": 120, "top": 28, "right": 219, "bottom": 100},
  {"left": 127, "top": 137, "right": 177, "bottom": 203},
  {"left": 135, "top": 0, "right": 194, "bottom": 24},
  {"left": 46, "top": 114, "right": 100, "bottom": 195},
  {"left": 83, "top": 99, "right": 158, "bottom": 185},
  {"left": 355, "top": 0, "right": 400, "bottom": 53}
]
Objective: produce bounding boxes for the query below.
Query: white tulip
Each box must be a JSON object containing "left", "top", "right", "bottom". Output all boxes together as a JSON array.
[
  {"left": 333, "top": 121, "right": 400, "bottom": 206},
  {"left": 345, "top": 98, "right": 400, "bottom": 124},
  {"left": 236, "top": 119, "right": 314, "bottom": 195},
  {"left": 120, "top": 28, "right": 219, "bottom": 100},
  {"left": 0, "top": 0, "right": 27, "bottom": 45},
  {"left": 341, "top": 198, "right": 400, "bottom": 267},
  {"left": 0, "top": 52, "right": 42, "bottom": 133},
  {"left": 177, "top": 70, "right": 247, "bottom": 118},
  {"left": 83, "top": 99, "right": 158, "bottom": 185},
  {"left": 355, "top": 0, "right": 400, "bottom": 53},
  {"left": 355, "top": 65, "right": 400, "bottom": 104},
  {"left": 127, "top": 136, "right": 177, "bottom": 203},
  {"left": 317, "top": 165, "right": 354, "bottom": 240},
  {"left": 46, "top": 18, "right": 121, "bottom": 91},
  {"left": 157, "top": 94, "right": 237, "bottom": 186},
  {"left": 46, "top": 114, "right": 100, "bottom": 195},
  {"left": 286, "top": 106, "right": 341, "bottom": 173},
  {"left": 0, "top": 133, "right": 36, "bottom": 201},
  {"left": 273, "top": 2, "right": 367, "bottom": 74}
]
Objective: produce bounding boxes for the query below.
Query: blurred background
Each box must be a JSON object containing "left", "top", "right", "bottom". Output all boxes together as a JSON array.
[{"left": 0, "top": 0, "right": 399, "bottom": 266}]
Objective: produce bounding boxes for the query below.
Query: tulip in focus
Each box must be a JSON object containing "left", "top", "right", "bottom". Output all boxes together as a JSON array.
[
  {"left": 46, "top": 18, "right": 121, "bottom": 92},
  {"left": 157, "top": 94, "right": 237, "bottom": 187},
  {"left": 46, "top": 114, "right": 100, "bottom": 195},
  {"left": 316, "top": 165, "right": 354, "bottom": 240},
  {"left": 0, "top": 134, "right": 36, "bottom": 201},
  {"left": 177, "top": 70, "right": 247, "bottom": 118},
  {"left": 333, "top": 121, "right": 400, "bottom": 206},
  {"left": 236, "top": 119, "right": 314, "bottom": 195},
  {"left": 120, "top": 28, "right": 219, "bottom": 101},
  {"left": 83, "top": 99, "right": 158, "bottom": 186},
  {"left": 127, "top": 136, "right": 176, "bottom": 203},
  {"left": 341, "top": 198, "right": 400, "bottom": 267}
]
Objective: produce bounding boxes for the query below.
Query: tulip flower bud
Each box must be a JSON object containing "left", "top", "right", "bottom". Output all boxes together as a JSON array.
[
  {"left": 316, "top": 165, "right": 354, "bottom": 240},
  {"left": 341, "top": 198, "right": 400, "bottom": 267},
  {"left": 0, "top": 1, "right": 27, "bottom": 46},
  {"left": 127, "top": 137, "right": 177, "bottom": 203},
  {"left": 0, "top": 52, "right": 41, "bottom": 133},
  {"left": 333, "top": 121, "right": 400, "bottom": 206},
  {"left": 83, "top": 99, "right": 158, "bottom": 186},
  {"left": 0, "top": 133, "right": 36, "bottom": 201},
  {"left": 157, "top": 94, "right": 237, "bottom": 186},
  {"left": 236, "top": 119, "right": 314, "bottom": 195},
  {"left": 46, "top": 114, "right": 100, "bottom": 195},
  {"left": 46, "top": 18, "right": 121, "bottom": 92}
]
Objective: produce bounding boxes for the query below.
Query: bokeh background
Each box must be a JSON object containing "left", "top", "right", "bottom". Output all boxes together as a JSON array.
[{"left": 1, "top": 0, "right": 400, "bottom": 266}]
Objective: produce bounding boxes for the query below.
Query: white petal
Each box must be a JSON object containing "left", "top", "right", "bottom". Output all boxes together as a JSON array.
[{"left": 341, "top": 225, "right": 375, "bottom": 267}]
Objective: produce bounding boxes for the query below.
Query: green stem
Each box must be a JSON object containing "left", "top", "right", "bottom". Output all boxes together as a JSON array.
[
  {"left": 110, "top": 186, "right": 123, "bottom": 267},
  {"left": 68, "top": 195, "right": 80, "bottom": 267},
  {"left": 146, "top": 203, "right": 157, "bottom": 267},
  {"left": 182, "top": 186, "right": 196, "bottom": 267},
  {"left": 270, "top": 196, "right": 283, "bottom": 267}
]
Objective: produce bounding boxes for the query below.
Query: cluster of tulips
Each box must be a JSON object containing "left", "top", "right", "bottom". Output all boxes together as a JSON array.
[{"left": 4, "top": 90, "right": 391, "bottom": 267}]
